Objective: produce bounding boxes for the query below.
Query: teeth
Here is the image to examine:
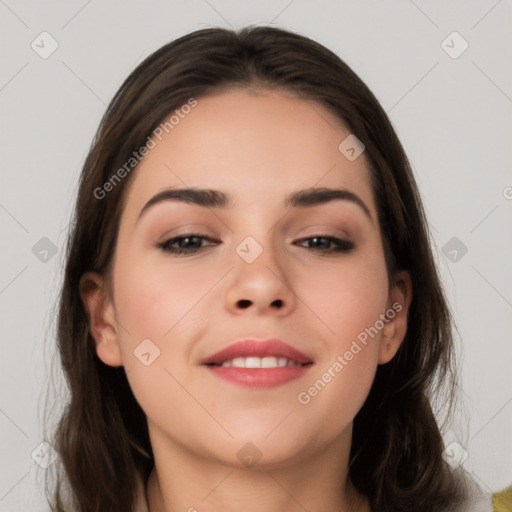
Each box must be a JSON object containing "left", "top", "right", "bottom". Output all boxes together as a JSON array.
[
  {"left": 245, "top": 357, "right": 261, "bottom": 368},
  {"left": 219, "top": 356, "right": 301, "bottom": 368},
  {"left": 261, "top": 357, "right": 277, "bottom": 368}
]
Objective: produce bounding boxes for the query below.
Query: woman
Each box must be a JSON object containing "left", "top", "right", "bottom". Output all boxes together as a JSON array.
[{"left": 46, "top": 25, "right": 490, "bottom": 511}]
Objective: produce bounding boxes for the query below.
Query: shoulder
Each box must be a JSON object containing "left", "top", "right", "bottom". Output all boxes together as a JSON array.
[
  {"left": 452, "top": 469, "right": 506, "bottom": 512},
  {"left": 464, "top": 489, "right": 494, "bottom": 512},
  {"left": 492, "top": 485, "right": 512, "bottom": 512}
]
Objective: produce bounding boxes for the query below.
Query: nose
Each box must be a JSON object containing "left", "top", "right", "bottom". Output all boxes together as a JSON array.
[{"left": 224, "top": 238, "right": 296, "bottom": 316}]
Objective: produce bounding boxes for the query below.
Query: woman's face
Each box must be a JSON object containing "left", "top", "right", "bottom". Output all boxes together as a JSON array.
[{"left": 86, "top": 88, "right": 411, "bottom": 468}]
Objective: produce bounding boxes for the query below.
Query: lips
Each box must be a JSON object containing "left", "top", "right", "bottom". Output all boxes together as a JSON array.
[
  {"left": 202, "top": 339, "right": 314, "bottom": 388},
  {"left": 201, "top": 339, "right": 313, "bottom": 366}
]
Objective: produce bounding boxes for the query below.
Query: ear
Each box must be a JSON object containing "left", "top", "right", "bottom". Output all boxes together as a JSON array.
[
  {"left": 378, "top": 270, "right": 413, "bottom": 365},
  {"left": 79, "top": 271, "right": 123, "bottom": 367}
]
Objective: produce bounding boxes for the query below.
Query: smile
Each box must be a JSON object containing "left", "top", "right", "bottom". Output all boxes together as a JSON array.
[
  {"left": 202, "top": 339, "right": 314, "bottom": 388},
  {"left": 212, "top": 356, "right": 305, "bottom": 368}
]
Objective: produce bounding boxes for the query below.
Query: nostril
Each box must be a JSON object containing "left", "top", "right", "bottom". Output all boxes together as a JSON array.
[
  {"left": 272, "top": 299, "right": 283, "bottom": 308},
  {"left": 237, "top": 299, "right": 251, "bottom": 308}
]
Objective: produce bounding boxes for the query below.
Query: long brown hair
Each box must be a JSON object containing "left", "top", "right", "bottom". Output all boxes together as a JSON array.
[{"left": 45, "top": 25, "right": 465, "bottom": 511}]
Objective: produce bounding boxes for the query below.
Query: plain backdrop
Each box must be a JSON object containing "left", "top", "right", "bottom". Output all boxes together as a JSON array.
[{"left": 1, "top": 1, "right": 511, "bottom": 510}]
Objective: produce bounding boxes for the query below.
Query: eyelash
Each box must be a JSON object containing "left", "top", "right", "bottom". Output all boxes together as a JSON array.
[{"left": 157, "top": 233, "right": 355, "bottom": 255}]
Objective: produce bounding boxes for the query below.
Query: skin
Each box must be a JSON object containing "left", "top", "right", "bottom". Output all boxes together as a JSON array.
[{"left": 80, "top": 88, "right": 412, "bottom": 512}]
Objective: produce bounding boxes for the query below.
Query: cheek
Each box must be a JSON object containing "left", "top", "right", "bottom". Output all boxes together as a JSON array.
[
  {"left": 299, "top": 255, "right": 389, "bottom": 345},
  {"left": 113, "top": 252, "right": 221, "bottom": 343},
  {"left": 111, "top": 252, "right": 226, "bottom": 406},
  {"left": 293, "top": 255, "right": 388, "bottom": 416},
  {"left": 110, "top": 258, "right": 190, "bottom": 423}
]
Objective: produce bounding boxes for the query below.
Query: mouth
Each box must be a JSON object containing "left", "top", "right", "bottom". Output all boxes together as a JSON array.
[
  {"left": 208, "top": 356, "right": 308, "bottom": 368},
  {"left": 201, "top": 339, "right": 314, "bottom": 388}
]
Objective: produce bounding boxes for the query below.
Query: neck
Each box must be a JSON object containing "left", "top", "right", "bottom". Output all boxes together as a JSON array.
[{"left": 145, "top": 424, "right": 370, "bottom": 512}]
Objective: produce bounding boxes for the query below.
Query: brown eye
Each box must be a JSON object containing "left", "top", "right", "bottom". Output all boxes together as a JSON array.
[
  {"left": 295, "top": 236, "right": 354, "bottom": 253},
  {"left": 158, "top": 234, "right": 219, "bottom": 255}
]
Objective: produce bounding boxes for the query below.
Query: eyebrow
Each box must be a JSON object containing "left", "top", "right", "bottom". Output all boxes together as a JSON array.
[{"left": 137, "top": 186, "right": 373, "bottom": 224}]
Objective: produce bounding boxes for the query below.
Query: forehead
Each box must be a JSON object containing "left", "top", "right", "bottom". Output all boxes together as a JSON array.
[{"left": 121, "top": 88, "right": 374, "bottom": 220}]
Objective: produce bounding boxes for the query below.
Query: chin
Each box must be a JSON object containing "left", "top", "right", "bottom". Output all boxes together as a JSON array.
[{"left": 214, "top": 428, "right": 320, "bottom": 470}]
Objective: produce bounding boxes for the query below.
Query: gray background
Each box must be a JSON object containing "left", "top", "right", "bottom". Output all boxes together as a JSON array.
[{"left": 1, "top": 1, "right": 511, "bottom": 510}]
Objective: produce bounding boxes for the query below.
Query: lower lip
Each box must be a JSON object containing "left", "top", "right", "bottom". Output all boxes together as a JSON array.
[{"left": 204, "top": 364, "right": 312, "bottom": 388}]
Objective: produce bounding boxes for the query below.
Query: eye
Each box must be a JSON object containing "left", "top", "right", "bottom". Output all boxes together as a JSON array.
[
  {"left": 294, "top": 235, "right": 354, "bottom": 254},
  {"left": 157, "top": 233, "right": 354, "bottom": 256},
  {"left": 158, "top": 233, "right": 219, "bottom": 255}
]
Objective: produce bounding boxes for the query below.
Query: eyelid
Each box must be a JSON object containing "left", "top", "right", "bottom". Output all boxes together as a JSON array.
[
  {"left": 288, "top": 224, "right": 352, "bottom": 241},
  {"left": 156, "top": 223, "right": 217, "bottom": 240}
]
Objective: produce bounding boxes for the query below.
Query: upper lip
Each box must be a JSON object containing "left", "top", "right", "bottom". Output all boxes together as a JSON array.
[{"left": 201, "top": 339, "right": 313, "bottom": 365}]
